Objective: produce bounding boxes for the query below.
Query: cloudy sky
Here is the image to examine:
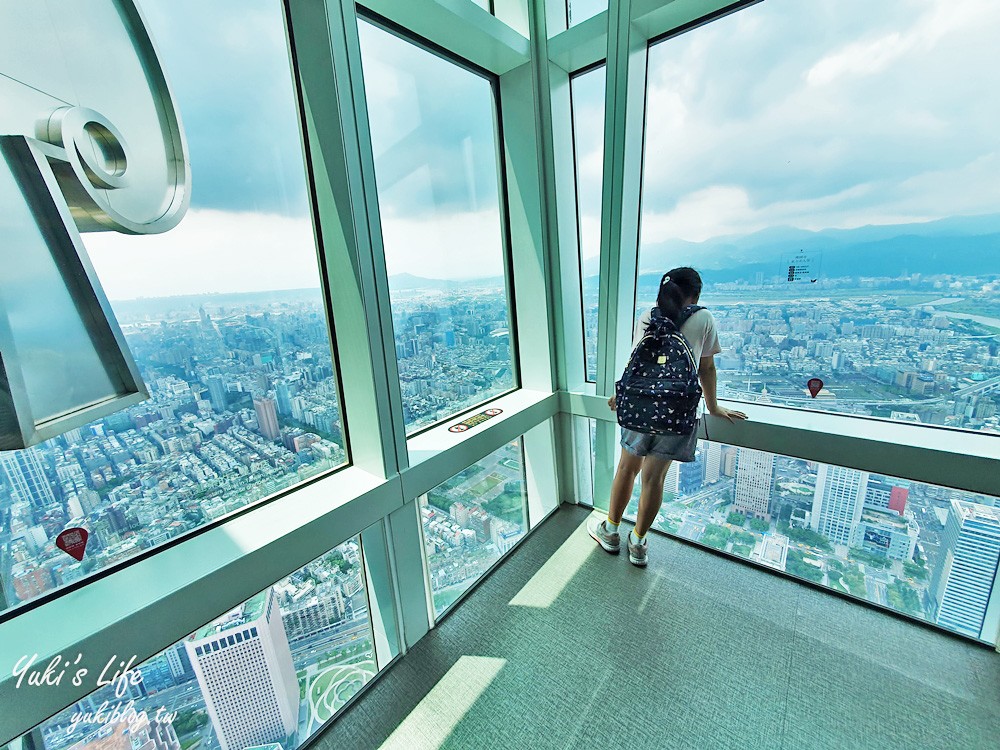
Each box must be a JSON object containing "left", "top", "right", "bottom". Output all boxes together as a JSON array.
[
  {"left": 84, "top": 0, "right": 999, "bottom": 298},
  {"left": 630, "top": 0, "right": 1000, "bottom": 267}
]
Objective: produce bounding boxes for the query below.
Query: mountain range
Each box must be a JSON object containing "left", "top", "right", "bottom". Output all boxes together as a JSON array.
[{"left": 635, "top": 213, "right": 1000, "bottom": 284}]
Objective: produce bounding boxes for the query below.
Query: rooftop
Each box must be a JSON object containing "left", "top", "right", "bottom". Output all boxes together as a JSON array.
[{"left": 191, "top": 589, "right": 268, "bottom": 641}]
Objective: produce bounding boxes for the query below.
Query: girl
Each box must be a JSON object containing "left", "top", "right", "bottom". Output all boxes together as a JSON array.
[{"left": 589, "top": 266, "right": 747, "bottom": 566}]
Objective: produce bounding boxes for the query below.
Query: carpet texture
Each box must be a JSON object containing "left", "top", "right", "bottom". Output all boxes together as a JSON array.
[{"left": 312, "top": 505, "right": 1000, "bottom": 750}]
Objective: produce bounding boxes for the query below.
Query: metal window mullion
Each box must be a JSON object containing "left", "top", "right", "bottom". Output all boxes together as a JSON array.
[
  {"left": 529, "top": 0, "right": 589, "bottom": 504},
  {"left": 593, "top": 0, "right": 644, "bottom": 507},
  {"left": 337, "top": 0, "right": 412, "bottom": 475},
  {"left": 285, "top": 0, "right": 406, "bottom": 479}
]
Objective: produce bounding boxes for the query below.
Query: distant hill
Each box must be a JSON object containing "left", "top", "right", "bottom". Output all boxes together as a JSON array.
[
  {"left": 636, "top": 213, "right": 1000, "bottom": 283},
  {"left": 388, "top": 272, "right": 506, "bottom": 291}
]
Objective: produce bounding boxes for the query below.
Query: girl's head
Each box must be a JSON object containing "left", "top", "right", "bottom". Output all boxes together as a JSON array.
[{"left": 656, "top": 266, "right": 703, "bottom": 324}]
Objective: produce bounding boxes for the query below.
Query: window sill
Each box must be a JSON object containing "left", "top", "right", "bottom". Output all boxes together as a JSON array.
[
  {"left": 561, "top": 392, "right": 1000, "bottom": 498},
  {"left": 404, "top": 388, "right": 559, "bottom": 498},
  {"left": 0, "top": 464, "right": 396, "bottom": 744}
]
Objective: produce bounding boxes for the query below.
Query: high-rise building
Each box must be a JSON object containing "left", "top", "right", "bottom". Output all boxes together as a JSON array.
[
  {"left": 0, "top": 451, "right": 56, "bottom": 509},
  {"left": 207, "top": 375, "right": 228, "bottom": 413},
  {"left": 663, "top": 461, "right": 680, "bottom": 496},
  {"left": 275, "top": 380, "right": 294, "bottom": 416},
  {"left": 679, "top": 448, "right": 704, "bottom": 494},
  {"left": 703, "top": 442, "right": 722, "bottom": 485},
  {"left": 164, "top": 641, "right": 194, "bottom": 682},
  {"left": 932, "top": 501, "right": 1000, "bottom": 639},
  {"left": 721, "top": 446, "right": 737, "bottom": 477},
  {"left": 254, "top": 395, "right": 281, "bottom": 441},
  {"left": 811, "top": 465, "right": 869, "bottom": 546},
  {"left": 186, "top": 588, "right": 299, "bottom": 750},
  {"left": 734, "top": 448, "right": 774, "bottom": 519}
]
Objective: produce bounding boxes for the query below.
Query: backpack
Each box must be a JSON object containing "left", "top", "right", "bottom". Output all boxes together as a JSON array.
[{"left": 614, "top": 305, "right": 704, "bottom": 435}]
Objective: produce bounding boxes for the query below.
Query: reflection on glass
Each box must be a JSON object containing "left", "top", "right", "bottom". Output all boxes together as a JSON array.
[
  {"left": 637, "top": 0, "right": 1000, "bottom": 434},
  {"left": 567, "top": 0, "right": 607, "bottom": 27},
  {"left": 571, "top": 66, "right": 605, "bottom": 382},
  {"left": 28, "top": 538, "right": 376, "bottom": 750},
  {"left": 620, "top": 440, "right": 1000, "bottom": 641},
  {"left": 357, "top": 21, "right": 517, "bottom": 434},
  {"left": 0, "top": 0, "right": 345, "bottom": 614},
  {"left": 420, "top": 440, "right": 527, "bottom": 615}
]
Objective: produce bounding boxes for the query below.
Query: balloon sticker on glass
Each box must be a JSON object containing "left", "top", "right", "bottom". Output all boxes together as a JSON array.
[
  {"left": 448, "top": 408, "right": 504, "bottom": 433},
  {"left": 807, "top": 378, "right": 824, "bottom": 398},
  {"left": 56, "top": 527, "right": 89, "bottom": 561}
]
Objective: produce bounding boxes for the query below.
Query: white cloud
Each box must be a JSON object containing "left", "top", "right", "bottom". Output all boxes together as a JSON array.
[
  {"left": 84, "top": 209, "right": 319, "bottom": 300},
  {"left": 379, "top": 206, "right": 505, "bottom": 279},
  {"left": 806, "top": 0, "right": 996, "bottom": 87}
]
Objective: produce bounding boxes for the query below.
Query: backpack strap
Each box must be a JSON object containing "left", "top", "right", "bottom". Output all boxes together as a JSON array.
[{"left": 677, "top": 304, "right": 705, "bottom": 327}]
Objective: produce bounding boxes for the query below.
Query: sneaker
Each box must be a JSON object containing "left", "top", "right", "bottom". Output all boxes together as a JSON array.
[
  {"left": 588, "top": 516, "right": 620, "bottom": 554},
  {"left": 627, "top": 532, "right": 648, "bottom": 567}
]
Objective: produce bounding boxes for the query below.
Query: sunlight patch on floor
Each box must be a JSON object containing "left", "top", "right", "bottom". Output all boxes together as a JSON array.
[
  {"left": 507, "top": 514, "right": 597, "bottom": 608},
  {"left": 377, "top": 655, "right": 506, "bottom": 749}
]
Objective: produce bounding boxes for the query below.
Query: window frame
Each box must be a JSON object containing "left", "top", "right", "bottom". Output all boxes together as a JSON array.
[
  {"left": 355, "top": 8, "right": 524, "bottom": 440},
  {"left": 0, "top": 0, "right": 355, "bottom": 626},
  {"left": 568, "top": 61, "right": 607, "bottom": 385}
]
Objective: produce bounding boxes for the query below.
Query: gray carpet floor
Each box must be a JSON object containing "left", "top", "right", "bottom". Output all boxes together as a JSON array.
[{"left": 313, "top": 505, "right": 1000, "bottom": 750}]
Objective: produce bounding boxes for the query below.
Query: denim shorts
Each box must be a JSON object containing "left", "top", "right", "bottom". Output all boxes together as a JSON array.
[{"left": 620, "top": 424, "right": 698, "bottom": 462}]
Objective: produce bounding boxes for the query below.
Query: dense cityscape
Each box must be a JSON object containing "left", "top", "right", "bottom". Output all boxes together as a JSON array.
[
  {"left": 617, "top": 439, "right": 1000, "bottom": 641},
  {"left": 2, "top": 261, "right": 999, "bottom": 750},
  {"left": 34, "top": 539, "right": 374, "bottom": 750},
  {"left": 0, "top": 283, "right": 516, "bottom": 614},
  {"left": 419, "top": 441, "right": 527, "bottom": 614},
  {"left": 593, "top": 271, "right": 1000, "bottom": 434}
]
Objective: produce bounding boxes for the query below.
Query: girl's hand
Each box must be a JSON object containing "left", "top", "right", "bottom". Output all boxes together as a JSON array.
[
  {"left": 608, "top": 395, "right": 617, "bottom": 411},
  {"left": 708, "top": 406, "right": 747, "bottom": 422}
]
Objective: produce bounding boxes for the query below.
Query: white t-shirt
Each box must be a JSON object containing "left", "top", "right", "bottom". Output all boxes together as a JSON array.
[{"left": 632, "top": 307, "right": 722, "bottom": 366}]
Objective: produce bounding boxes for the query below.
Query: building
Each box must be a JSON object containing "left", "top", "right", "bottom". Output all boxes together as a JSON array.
[
  {"left": 185, "top": 588, "right": 298, "bottom": 750},
  {"left": 751, "top": 533, "right": 789, "bottom": 572},
  {"left": 932, "top": 501, "right": 1000, "bottom": 639},
  {"left": 734, "top": 448, "right": 774, "bottom": 519},
  {"left": 207, "top": 375, "right": 228, "bottom": 413},
  {"left": 1, "top": 451, "right": 56, "bottom": 509},
  {"left": 851, "top": 509, "right": 919, "bottom": 560},
  {"left": 67, "top": 715, "right": 180, "bottom": 750},
  {"left": 864, "top": 478, "right": 909, "bottom": 515},
  {"left": 679, "top": 448, "right": 704, "bottom": 494},
  {"left": 11, "top": 563, "right": 55, "bottom": 601},
  {"left": 281, "top": 591, "right": 345, "bottom": 641},
  {"left": 811, "top": 465, "right": 869, "bottom": 546},
  {"left": 164, "top": 641, "right": 194, "bottom": 683},
  {"left": 254, "top": 395, "right": 282, "bottom": 442},
  {"left": 703, "top": 442, "right": 722, "bottom": 485}
]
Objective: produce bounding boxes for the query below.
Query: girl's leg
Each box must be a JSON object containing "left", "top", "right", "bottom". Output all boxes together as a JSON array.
[
  {"left": 607, "top": 450, "right": 643, "bottom": 524},
  {"left": 635, "top": 456, "right": 671, "bottom": 537}
]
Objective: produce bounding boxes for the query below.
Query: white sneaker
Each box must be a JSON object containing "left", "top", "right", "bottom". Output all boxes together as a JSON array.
[
  {"left": 628, "top": 532, "right": 648, "bottom": 567},
  {"left": 588, "top": 516, "right": 621, "bottom": 554}
]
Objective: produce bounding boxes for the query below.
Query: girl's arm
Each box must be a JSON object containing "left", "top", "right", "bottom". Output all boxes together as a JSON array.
[{"left": 698, "top": 356, "right": 746, "bottom": 422}]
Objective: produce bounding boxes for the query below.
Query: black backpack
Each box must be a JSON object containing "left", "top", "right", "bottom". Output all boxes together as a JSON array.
[{"left": 614, "top": 305, "right": 704, "bottom": 435}]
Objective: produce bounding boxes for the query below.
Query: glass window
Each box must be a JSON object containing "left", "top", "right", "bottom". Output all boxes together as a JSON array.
[
  {"left": 571, "top": 65, "right": 606, "bottom": 382},
  {"left": 637, "top": 0, "right": 1000, "bottom": 435},
  {"left": 25, "top": 538, "right": 378, "bottom": 749},
  {"left": 617, "top": 440, "right": 1000, "bottom": 642},
  {"left": 567, "top": 0, "right": 607, "bottom": 27},
  {"left": 420, "top": 440, "right": 527, "bottom": 616},
  {"left": 357, "top": 20, "right": 518, "bottom": 435},
  {"left": 0, "top": 0, "right": 346, "bottom": 615}
]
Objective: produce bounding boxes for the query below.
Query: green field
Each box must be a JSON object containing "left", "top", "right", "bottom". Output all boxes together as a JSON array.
[
  {"left": 469, "top": 473, "right": 504, "bottom": 497},
  {"left": 305, "top": 655, "right": 377, "bottom": 730}
]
